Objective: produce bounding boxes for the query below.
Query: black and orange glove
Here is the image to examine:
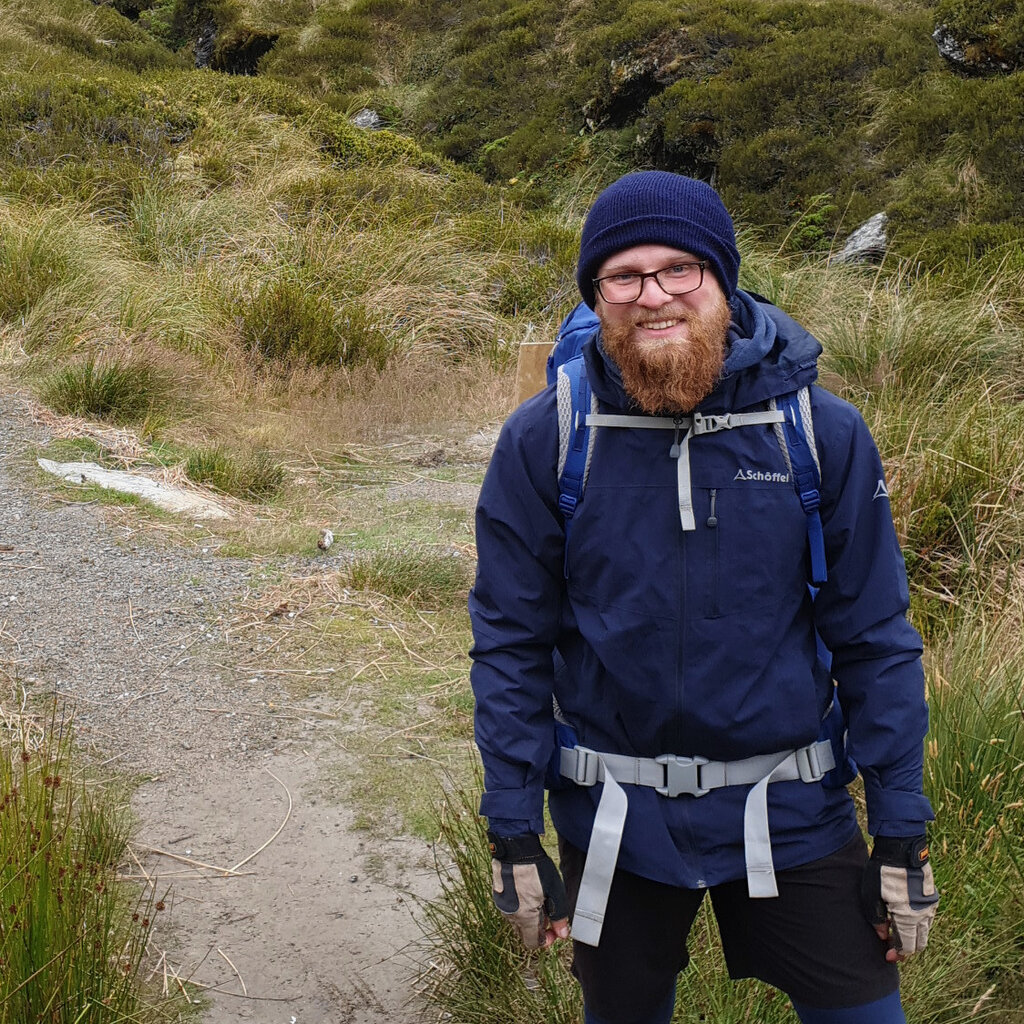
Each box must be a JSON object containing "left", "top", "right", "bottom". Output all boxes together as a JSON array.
[
  {"left": 487, "top": 831, "right": 570, "bottom": 949},
  {"left": 861, "top": 834, "right": 939, "bottom": 957}
]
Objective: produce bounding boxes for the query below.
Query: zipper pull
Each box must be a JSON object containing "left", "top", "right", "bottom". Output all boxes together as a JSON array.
[
  {"left": 706, "top": 488, "right": 718, "bottom": 528},
  {"left": 670, "top": 417, "right": 684, "bottom": 459}
]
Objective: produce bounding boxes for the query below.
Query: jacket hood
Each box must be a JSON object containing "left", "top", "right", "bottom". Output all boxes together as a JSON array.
[{"left": 585, "top": 289, "right": 821, "bottom": 414}]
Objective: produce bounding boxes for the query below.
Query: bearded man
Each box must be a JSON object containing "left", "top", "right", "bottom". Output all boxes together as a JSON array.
[{"left": 469, "top": 172, "right": 937, "bottom": 1024}]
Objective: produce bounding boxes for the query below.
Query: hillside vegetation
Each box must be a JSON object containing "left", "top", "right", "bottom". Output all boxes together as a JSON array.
[
  {"left": 227, "top": 0, "right": 1024, "bottom": 268},
  {"left": 0, "top": 0, "right": 1022, "bottom": 1021}
]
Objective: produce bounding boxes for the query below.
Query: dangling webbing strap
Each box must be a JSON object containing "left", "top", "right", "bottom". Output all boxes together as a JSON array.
[
  {"left": 568, "top": 759, "right": 627, "bottom": 947},
  {"left": 587, "top": 409, "right": 784, "bottom": 533},
  {"left": 560, "top": 739, "right": 835, "bottom": 946}
]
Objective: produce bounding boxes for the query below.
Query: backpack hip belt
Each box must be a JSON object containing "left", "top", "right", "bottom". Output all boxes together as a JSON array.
[{"left": 560, "top": 739, "right": 836, "bottom": 948}]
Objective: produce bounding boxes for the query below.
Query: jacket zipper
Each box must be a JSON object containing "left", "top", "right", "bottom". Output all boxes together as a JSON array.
[{"left": 707, "top": 488, "right": 720, "bottom": 617}]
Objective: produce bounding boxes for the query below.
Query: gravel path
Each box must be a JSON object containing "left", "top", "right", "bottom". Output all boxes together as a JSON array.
[{"left": 0, "top": 393, "right": 440, "bottom": 1023}]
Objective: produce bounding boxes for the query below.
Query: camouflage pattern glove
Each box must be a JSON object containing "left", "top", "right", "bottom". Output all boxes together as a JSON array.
[
  {"left": 487, "top": 831, "right": 569, "bottom": 949},
  {"left": 861, "top": 834, "right": 939, "bottom": 957}
]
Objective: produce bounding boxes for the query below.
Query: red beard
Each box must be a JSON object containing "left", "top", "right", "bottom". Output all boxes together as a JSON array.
[{"left": 600, "top": 297, "right": 733, "bottom": 414}]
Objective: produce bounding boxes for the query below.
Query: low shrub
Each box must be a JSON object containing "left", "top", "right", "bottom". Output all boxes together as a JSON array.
[{"left": 184, "top": 444, "right": 285, "bottom": 500}]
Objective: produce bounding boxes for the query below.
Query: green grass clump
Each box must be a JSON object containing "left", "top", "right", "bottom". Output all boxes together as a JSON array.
[
  {"left": 0, "top": 719, "right": 165, "bottom": 1022},
  {"left": 39, "top": 357, "right": 174, "bottom": 425},
  {"left": 345, "top": 545, "right": 471, "bottom": 607},
  {"left": 897, "top": 596, "right": 1024, "bottom": 1019},
  {"left": 185, "top": 444, "right": 285, "bottom": 500},
  {"left": 238, "top": 276, "right": 397, "bottom": 369},
  {"left": 418, "top": 782, "right": 581, "bottom": 1024}
]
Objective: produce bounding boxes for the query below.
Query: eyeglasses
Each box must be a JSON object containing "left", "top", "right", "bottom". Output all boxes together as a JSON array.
[{"left": 593, "top": 261, "right": 706, "bottom": 304}]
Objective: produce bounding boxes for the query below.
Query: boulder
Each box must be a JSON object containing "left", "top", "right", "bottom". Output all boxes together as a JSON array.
[
  {"left": 833, "top": 213, "right": 888, "bottom": 264},
  {"left": 351, "top": 108, "right": 384, "bottom": 131},
  {"left": 195, "top": 18, "right": 216, "bottom": 69},
  {"left": 582, "top": 29, "right": 709, "bottom": 130},
  {"left": 37, "top": 460, "right": 231, "bottom": 519},
  {"left": 932, "top": 25, "right": 1016, "bottom": 75}
]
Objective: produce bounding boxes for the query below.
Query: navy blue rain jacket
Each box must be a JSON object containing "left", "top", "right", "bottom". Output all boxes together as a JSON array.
[{"left": 469, "top": 293, "right": 933, "bottom": 888}]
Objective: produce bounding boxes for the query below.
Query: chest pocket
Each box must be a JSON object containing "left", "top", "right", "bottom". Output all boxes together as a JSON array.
[
  {"left": 565, "top": 427, "right": 681, "bottom": 620},
  {"left": 691, "top": 417, "right": 812, "bottom": 616},
  {"left": 697, "top": 478, "right": 808, "bottom": 618},
  {"left": 562, "top": 410, "right": 815, "bottom": 616}
]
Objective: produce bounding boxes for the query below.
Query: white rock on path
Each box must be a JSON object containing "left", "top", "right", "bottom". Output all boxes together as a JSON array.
[{"left": 37, "top": 459, "right": 231, "bottom": 519}]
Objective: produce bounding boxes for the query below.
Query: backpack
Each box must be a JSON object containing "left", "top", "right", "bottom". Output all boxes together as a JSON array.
[
  {"left": 545, "top": 303, "right": 602, "bottom": 387},
  {"left": 549, "top": 301, "right": 827, "bottom": 584},
  {"left": 550, "top": 346, "right": 856, "bottom": 791}
]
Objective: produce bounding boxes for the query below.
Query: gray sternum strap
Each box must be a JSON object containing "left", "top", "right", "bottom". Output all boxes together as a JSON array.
[
  {"left": 561, "top": 740, "right": 835, "bottom": 946},
  {"left": 586, "top": 409, "right": 785, "bottom": 533}
]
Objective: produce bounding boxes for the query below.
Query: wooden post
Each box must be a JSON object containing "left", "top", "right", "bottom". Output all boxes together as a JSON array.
[{"left": 515, "top": 341, "right": 554, "bottom": 406}]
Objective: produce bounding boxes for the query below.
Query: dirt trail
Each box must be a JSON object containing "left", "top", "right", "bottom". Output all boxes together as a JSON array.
[{"left": 0, "top": 393, "right": 447, "bottom": 1023}]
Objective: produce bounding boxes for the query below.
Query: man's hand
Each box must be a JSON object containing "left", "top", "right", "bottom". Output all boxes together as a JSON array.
[
  {"left": 861, "top": 835, "right": 939, "bottom": 962},
  {"left": 487, "top": 831, "right": 570, "bottom": 949}
]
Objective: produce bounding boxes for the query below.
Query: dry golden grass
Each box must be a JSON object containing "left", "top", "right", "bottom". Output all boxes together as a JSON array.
[{"left": 209, "top": 347, "right": 513, "bottom": 454}]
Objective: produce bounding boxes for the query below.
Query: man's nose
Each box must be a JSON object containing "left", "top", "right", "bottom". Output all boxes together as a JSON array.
[{"left": 635, "top": 275, "right": 673, "bottom": 308}]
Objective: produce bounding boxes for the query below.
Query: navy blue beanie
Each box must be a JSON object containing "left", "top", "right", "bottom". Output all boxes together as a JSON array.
[{"left": 576, "top": 171, "right": 740, "bottom": 308}]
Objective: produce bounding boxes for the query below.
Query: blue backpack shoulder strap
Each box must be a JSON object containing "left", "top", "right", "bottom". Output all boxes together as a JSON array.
[
  {"left": 772, "top": 389, "right": 856, "bottom": 786},
  {"left": 773, "top": 387, "right": 827, "bottom": 586},
  {"left": 547, "top": 303, "right": 601, "bottom": 385},
  {"left": 556, "top": 353, "right": 594, "bottom": 578}
]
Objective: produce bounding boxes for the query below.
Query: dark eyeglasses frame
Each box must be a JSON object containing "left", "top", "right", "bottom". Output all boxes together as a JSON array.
[{"left": 592, "top": 261, "right": 707, "bottom": 304}]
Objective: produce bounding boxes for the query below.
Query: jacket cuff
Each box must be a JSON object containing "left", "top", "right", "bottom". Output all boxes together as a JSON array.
[
  {"left": 478, "top": 787, "right": 545, "bottom": 833},
  {"left": 864, "top": 788, "right": 935, "bottom": 836},
  {"left": 873, "top": 821, "right": 930, "bottom": 839},
  {"left": 486, "top": 817, "right": 535, "bottom": 837}
]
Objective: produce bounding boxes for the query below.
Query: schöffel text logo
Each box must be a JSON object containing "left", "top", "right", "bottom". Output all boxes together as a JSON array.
[{"left": 733, "top": 468, "right": 790, "bottom": 483}]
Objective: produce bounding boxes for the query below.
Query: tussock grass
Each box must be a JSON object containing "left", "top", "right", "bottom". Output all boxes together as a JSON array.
[
  {"left": 0, "top": 710, "right": 167, "bottom": 1022},
  {"left": 418, "top": 781, "right": 581, "bottom": 1024},
  {"left": 185, "top": 443, "right": 285, "bottom": 501},
  {"left": 40, "top": 356, "right": 175, "bottom": 425},
  {"left": 897, "top": 594, "right": 1024, "bottom": 1019},
  {"left": 741, "top": 249, "right": 1024, "bottom": 635},
  {"left": 345, "top": 544, "right": 472, "bottom": 607}
]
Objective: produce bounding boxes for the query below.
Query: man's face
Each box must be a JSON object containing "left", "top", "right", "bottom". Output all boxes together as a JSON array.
[{"left": 594, "top": 244, "right": 732, "bottom": 414}]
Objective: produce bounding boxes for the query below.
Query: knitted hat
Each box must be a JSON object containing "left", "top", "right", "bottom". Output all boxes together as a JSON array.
[{"left": 576, "top": 171, "right": 740, "bottom": 308}]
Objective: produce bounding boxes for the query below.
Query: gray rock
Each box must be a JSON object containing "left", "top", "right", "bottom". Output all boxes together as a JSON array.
[
  {"left": 932, "top": 25, "right": 967, "bottom": 65},
  {"left": 351, "top": 108, "right": 383, "bottom": 131},
  {"left": 833, "top": 213, "right": 889, "bottom": 264},
  {"left": 195, "top": 19, "right": 216, "bottom": 70},
  {"left": 932, "top": 25, "right": 1015, "bottom": 75}
]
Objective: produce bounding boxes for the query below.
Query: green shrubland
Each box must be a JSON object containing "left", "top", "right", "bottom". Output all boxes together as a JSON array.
[{"left": 253, "top": 0, "right": 1024, "bottom": 267}]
